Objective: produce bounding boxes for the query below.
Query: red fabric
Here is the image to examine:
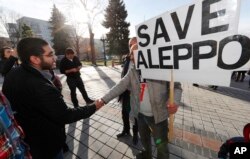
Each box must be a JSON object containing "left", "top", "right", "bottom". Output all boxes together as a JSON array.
[
  {"left": 243, "top": 123, "right": 250, "bottom": 142},
  {"left": 0, "top": 92, "right": 32, "bottom": 159},
  {"left": 140, "top": 83, "right": 146, "bottom": 101}
]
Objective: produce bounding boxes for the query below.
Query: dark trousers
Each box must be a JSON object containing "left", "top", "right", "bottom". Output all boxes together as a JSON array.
[
  {"left": 66, "top": 76, "right": 90, "bottom": 107},
  {"left": 121, "top": 92, "right": 130, "bottom": 133},
  {"left": 121, "top": 94, "right": 138, "bottom": 135},
  {"left": 121, "top": 102, "right": 130, "bottom": 133},
  {"left": 137, "top": 113, "right": 169, "bottom": 159}
]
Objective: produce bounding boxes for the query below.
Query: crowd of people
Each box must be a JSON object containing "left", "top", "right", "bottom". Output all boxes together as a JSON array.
[{"left": 0, "top": 36, "right": 249, "bottom": 159}]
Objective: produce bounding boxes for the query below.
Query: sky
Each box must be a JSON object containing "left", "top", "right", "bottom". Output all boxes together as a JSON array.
[{"left": 1, "top": 0, "right": 250, "bottom": 38}]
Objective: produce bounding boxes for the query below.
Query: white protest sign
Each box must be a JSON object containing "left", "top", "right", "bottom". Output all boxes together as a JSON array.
[{"left": 135, "top": 0, "right": 250, "bottom": 86}]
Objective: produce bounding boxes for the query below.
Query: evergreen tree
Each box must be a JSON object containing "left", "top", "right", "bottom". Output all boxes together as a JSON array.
[
  {"left": 49, "top": 5, "right": 71, "bottom": 55},
  {"left": 21, "top": 23, "right": 33, "bottom": 38},
  {"left": 103, "top": 0, "right": 130, "bottom": 59}
]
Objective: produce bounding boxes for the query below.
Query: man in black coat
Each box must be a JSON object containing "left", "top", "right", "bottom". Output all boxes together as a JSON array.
[
  {"left": 59, "top": 48, "right": 93, "bottom": 107},
  {"left": 2, "top": 38, "right": 102, "bottom": 159}
]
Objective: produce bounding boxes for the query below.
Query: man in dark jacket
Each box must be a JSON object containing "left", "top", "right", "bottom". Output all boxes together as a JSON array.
[
  {"left": 59, "top": 48, "right": 93, "bottom": 107},
  {"left": 2, "top": 37, "right": 102, "bottom": 159}
]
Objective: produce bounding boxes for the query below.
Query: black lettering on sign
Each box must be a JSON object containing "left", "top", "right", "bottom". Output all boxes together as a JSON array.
[
  {"left": 173, "top": 44, "right": 192, "bottom": 69},
  {"left": 137, "top": 50, "right": 149, "bottom": 69},
  {"left": 193, "top": 40, "right": 217, "bottom": 69},
  {"left": 201, "top": 0, "right": 229, "bottom": 35},
  {"left": 137, "top": 25, "right": 150, "bottom": 47},
  {"left": 171, "top": 4, "right": 195, "bottom": 39},
  {"left": 159, "top": 46, "right": 173, "bottom": 69},
  {"left": 147, "top": 49, "right": 159, "bottom": 68},
  {"left": 217, "top": 35, "right": 250, "bottom": 70},
  {"left": 153, "top": 18, "right": 170, "bottom": 45}
]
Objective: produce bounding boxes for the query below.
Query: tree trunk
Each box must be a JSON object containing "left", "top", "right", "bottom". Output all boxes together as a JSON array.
[
  {"left": 88, "top": 23, "right": 96, "bottom": 65},
  {"left": 76, "top": 38, "right": 80, "bottom": 58}
]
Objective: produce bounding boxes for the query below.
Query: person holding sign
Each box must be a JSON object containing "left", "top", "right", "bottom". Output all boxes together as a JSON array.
[{"left": 96, "top": 44, "right": 169, "bottom": 159}]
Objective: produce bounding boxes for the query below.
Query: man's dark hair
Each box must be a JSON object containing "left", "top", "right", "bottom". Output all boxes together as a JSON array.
[
  {"left": 0, "top": 46, "right": 12, "bottom": 59},
  {"left": 17, "top": 38, "right": 48, "bottom": 64},
  {"left": 65, "top": 48, "right": 75, "bottom": 55}
]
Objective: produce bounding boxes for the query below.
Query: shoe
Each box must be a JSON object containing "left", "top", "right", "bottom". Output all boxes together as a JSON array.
[
  {"left": 116, "top": 131, "right": 131, "bottom": 138},
  {"left": 86, "top": 99, "right": 94, "bottom": 104},
  {"left": 63, "top": 143, "right": 69, "bottom": 153}
]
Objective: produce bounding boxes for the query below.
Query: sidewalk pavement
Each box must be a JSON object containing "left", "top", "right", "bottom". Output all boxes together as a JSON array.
[{"left": 1, "top": 66, "right": 250, "bottom": 159}]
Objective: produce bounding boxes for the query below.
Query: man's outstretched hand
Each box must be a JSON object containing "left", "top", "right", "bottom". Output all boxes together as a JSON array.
[{"left": 95, "top": 99, "right": 105, "bottom": 110}]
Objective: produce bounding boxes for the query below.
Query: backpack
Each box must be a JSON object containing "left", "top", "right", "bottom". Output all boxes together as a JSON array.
[{"left": 0, "top": 92, "right": 32, "bottom": 159}]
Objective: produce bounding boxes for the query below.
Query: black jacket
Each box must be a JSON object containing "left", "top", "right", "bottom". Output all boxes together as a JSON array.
[
  {"left": 118, "top": 56, "right": 130, "bottom": 103},
  {"left": 2, "top": 63, "right": 96, "bottom": 159},
  {"left": 59, "top": 56, "right": 82, "bottom": 78}
]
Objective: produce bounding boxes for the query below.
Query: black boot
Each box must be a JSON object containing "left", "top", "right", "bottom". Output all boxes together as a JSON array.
[
  {"left": 117, "top": 130, "right": 131, "bottom": 138},
  {"left": 132, "top": 125, "right": 138, "bottom": 145}
]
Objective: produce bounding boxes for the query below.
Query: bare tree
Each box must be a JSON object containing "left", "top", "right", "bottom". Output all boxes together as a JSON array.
[
  {"left": 77, "top": 0, "right": 104, "bottom": 65},
  {"left": 57, "top": 0, "right": 105, "bottom": 64},
  {"left": 0, "top": 7, "right": 22, "bottom": 47},
  {"left": 68, "top": 16, "right": 87, "bottom": 58}
]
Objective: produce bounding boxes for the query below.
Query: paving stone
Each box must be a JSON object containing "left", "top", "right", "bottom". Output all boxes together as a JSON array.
[
  {"left": 112, "top": 122, "right": 122, "bottom": 130},
  {"left": 108, "top": 150, "right": 123, "bottom": 159},
  {"left": 79, "top": 149, "right": 96, "bottom": 159},
  {"left": 89, "top": 140, "right": 104, "bottom": 153},
  {"left": 79, "top": 134, "right": 96, "bottom": 146},
  {"left": 67, "top": 139, "right": 80, "bottom": 151},
  {"left": 98, "top": 145, "right": 113, "bottom": 158},
  {"left": 105, "top": 127, "right": 117, "bottom": 136},
  {"left": 71, "top": 143, "right": 87, "bottom": 157},
  {"left": 69, "top": 128, "right": 82, "bottom": 138},
  {"left": 97, "top": 124, "right": 109, "bottom": 133},
  {"left": 106, "top": 137, "right": 119, "bottom": 149},
  {"left": 92, "top": 154, "right": 104, "bottom": 159},
  {"left": 98, "top": 133, "right": 111, "bottom": 144},
  {"left": 115, "top": 142, "right": 129, "bottom": 154},
  {"left": 202, "top": 147, "right": 211, "bottom": 158},
  {"left": 168, "top": 144, "right": 182, "bottom": 156},
  {"left": 74, "top": 132, "right": 87, "bottom": 141},
  {"left": 91, "top": 129, "right": 102, "bottom": 139},
  {"left": 169, "top": 154, "right": 182, "bottom": 159}
]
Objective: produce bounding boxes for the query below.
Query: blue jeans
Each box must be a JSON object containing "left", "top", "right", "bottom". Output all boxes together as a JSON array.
[
  {"left": 54, "top": 150, "right": 64, "bottom": 159},
  {"left": 137, "top": 113, "right": 169, "bottom": 159}
]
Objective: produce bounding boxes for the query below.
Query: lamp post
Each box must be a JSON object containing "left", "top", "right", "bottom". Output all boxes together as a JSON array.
[{"left": 100, "top": 35, "right": 107, "bottom": 66}]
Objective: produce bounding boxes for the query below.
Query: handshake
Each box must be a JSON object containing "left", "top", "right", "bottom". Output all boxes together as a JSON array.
[{"left": 94, "top": 99, "right": 105, "bottom": 110}]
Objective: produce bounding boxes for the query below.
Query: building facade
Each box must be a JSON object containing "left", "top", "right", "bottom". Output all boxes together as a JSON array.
[{"left": 17, "top": 17, "right": 53, "bottom": 45}]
